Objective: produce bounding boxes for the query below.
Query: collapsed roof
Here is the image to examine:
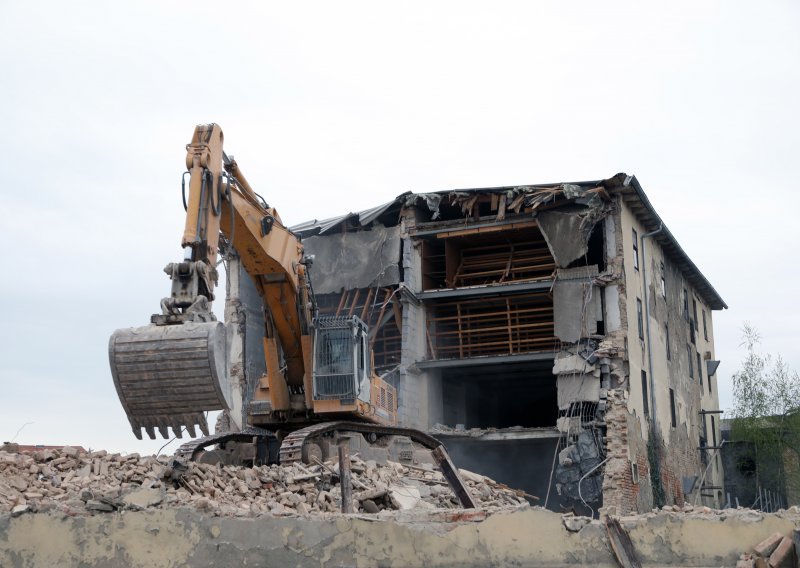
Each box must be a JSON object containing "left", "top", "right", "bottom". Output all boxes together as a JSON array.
[{"left": 292, "top": 173, "right": 727, "bottom": 310}]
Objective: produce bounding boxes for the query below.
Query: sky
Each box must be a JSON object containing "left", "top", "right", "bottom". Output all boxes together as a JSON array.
[{"left": 1, "top": 1, "right": 798, "bottom": 455}]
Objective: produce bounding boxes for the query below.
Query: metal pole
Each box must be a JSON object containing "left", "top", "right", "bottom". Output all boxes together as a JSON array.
[{"left": 338, "top": 444, "right": 353, "bottom": 514}]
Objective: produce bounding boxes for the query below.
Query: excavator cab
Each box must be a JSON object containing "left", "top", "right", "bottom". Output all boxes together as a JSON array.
[{"left": 312, "top": 316, "right": 371, "bottom": 405}]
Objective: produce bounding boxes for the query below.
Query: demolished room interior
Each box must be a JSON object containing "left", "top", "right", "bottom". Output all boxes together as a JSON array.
[{"left": 224, "top": 173, "right": 726, "bottom": 515}]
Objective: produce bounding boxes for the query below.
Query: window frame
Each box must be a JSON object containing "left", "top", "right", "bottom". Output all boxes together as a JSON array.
[{"left": 637, "top": 298, "right": 644, "bottom": 340}]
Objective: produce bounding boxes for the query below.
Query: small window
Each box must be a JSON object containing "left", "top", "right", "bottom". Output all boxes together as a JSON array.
[
  {"left": 697, "top": 352, "right": 703, "bottom": 386},
  {"left": 683, "top": 289, "right": 689, "bottom": 321},
  {"left": 665, "top": 323, "right": 671, "bottom": 360},
  {"left": 632, "top": 229, "right": 639, "bottom": 270},
  {"left": 702, "top": 310, "right": 708, "bottom": 341},
  {"left": 637, "top": 298, "right": 644, "bottom": 340},
  {"left": 641, "top": 370, "right": 649, "bottom": 416},
  {"left": 687, "top": 345, "right": 694, "bottom": 378},
  {"left": 669, "top": 388, "right": 677, "bottom": 428},
  {"left": 708, "top": 371, "right": 713, "bottom": 395},
  {"left": 659, "top": 261, "right": 666, "bottom": 298},
  {"left": 693, "top": 299, "right": 699, "bottom": 331}
]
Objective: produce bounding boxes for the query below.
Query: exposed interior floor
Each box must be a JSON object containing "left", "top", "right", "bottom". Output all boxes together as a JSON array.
[{"left": 440, "top": 360, "right": 557, "bottom": 429}]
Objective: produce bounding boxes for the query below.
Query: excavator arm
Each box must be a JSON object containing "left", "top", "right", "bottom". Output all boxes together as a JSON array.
[
  {"left": 109, "top": 124, "right": 396, "bottom": 443},
  {"left": 109, "top": 124, "right": 313, "bottom": 439}
]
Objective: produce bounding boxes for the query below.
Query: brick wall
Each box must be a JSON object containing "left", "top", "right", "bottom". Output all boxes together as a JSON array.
[{"left": 603, "top": 388, "right": 654, "bottom": 514}]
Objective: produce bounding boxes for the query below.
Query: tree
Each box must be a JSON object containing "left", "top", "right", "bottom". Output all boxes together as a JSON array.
[{"left": 730, "top": 323, "right": 800, "bottom": 505}]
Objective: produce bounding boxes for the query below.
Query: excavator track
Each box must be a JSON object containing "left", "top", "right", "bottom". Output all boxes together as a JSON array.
[
  {"left": 175, "top": 427, "right": 274, "bottom": 461},
  {"left": 278, "top": 421, "right": 444, "bottom": 465}
]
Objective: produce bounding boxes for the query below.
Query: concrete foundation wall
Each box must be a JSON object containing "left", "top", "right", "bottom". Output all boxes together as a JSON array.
[{"left": 2, "top": 508, "right": 798, "bottom": 567}]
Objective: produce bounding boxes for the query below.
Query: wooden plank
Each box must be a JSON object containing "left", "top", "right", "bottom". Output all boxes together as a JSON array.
[
  {"left": 497, "top": 193, "right": 507, "bottom": 221},
  {"left": 338, "top": 444, "right": 353, "bottom": 514},
  {"left": 426, "top": 327, "right": 437, "bottom": 360},
  {"left": 347, "top": 289, "right": 361, "bottom": 317},
  {"left": 369, "top": 289, "right": 391, "bottom": 350},
  {"left": 431, "top": 445, "right": 477, "bottom": 509},
  {"left": 335, "top": 290, "right": 348, "bottom": 317},
  {"left": 391, "top": 298, "right": 402, "bottom": 334},
  {"left": 506, "top": 298, "right": 513, "bottom": 354},
  {"left": 606, "top": 517, "right": 642, "bottom": 568},
  {"left": 435, "top": 219, "right": 538, "bottom": 239},
  {"left": 360, "top": 287, "right": 374, "bottom": 321},
  {"left": 456, "top": 303, "right": 464, "bottom": 358}
]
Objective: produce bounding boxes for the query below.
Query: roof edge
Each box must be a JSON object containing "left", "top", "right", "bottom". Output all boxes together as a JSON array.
[{"left": 611, "top": 173, "right": 727, "bottom": 310}]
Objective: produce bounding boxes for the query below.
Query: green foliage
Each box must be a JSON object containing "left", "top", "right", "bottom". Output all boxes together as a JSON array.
[
  {"left": 730, "top": 323, "right": 800, "bottom": 494},
  {"left": 647, "top": 426, "right": 665, "bottom": 508}
]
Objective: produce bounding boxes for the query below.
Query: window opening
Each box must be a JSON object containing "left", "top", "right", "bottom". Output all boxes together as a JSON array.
[
  {"left": 637, "top": 298, "right": 644, "bottom": 341},
  {"left": 702, "top": 310, "right": 708, "bottom": 341},
  {"left": 641, "top": 370, "right": 649, "bottom": 416},
  {"left": 697, "top": 351, "right": 703, "bottom": 386},
  {"left": 669, "top": 388, "right": 677, "bottom": 428},
  {"left": 665, "top": 323, "right": 671, "bottom": 360},
  {"left": 683, "top": 288, "right": 689, "bottom": 321},
  {"left": 632, "top": 228, "right": 639, "bottom": 271},
  {"left": 687, "top": 345, "right": 694, "bottom": 379}
]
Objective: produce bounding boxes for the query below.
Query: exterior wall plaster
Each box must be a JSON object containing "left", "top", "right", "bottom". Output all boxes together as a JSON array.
[
  {"left": 616, "top": 201, "right": 723, "bottom": 509},
  {"left": 1, "top": 507, "right": 797, "bottom": 567}
]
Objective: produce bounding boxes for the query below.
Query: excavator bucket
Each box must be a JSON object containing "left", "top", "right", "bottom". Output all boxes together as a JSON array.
[{"left": 109, "top": 321, "right": 231, "bottom": 440}]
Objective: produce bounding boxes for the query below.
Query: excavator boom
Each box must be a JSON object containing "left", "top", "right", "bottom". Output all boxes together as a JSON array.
[{"left": 109, "top": 124, "right": 396, "bottom": 443}]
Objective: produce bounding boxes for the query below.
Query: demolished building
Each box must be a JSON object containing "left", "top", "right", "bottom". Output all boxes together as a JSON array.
[{"left": 225, "top": 172, "right": 727, "bottom": 515}]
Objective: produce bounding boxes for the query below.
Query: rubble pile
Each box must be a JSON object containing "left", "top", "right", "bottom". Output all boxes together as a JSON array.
[{"left": 0, "top": 448, "right": 529, "bottom": 518}]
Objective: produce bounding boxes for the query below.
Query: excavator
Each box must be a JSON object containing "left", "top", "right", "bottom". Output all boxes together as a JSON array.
[{"left": 108, "top": 123, "right": 447, "bottom": 469}]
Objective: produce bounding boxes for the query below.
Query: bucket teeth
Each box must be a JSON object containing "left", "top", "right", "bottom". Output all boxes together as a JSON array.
[{"left": 199, "top": 414, "right": 210, "bottom": 437}]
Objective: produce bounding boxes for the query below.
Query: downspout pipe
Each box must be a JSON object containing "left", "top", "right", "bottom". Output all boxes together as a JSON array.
[{"left": 641, "top": 223, "right": 664, "bottom": 433}]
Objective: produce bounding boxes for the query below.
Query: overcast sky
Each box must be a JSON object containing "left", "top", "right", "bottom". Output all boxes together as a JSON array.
[{"left": 1, "top": 2, "right": 798, "bottom": 454}]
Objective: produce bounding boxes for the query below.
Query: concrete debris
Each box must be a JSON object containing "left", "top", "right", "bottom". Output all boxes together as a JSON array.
[
  {"left": 562, "top": 513, "right": 591, "bottom": 532},
  {"left": 737, "top": 530, "right": 798, "bottom": 568},
  {"left": 754, "top": 533, "right": 785, "bottom": 558},
  {"left": 0, "top": 448, "right": 528, "bottom": 518}
]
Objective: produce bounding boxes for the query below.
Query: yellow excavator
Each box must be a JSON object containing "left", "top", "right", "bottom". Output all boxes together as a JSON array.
[{"left": 108, "top": 124, "right": 447, "bottom": 469}]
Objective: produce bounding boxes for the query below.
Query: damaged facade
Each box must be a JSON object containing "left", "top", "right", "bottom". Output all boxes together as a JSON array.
[{"left": 229, "top": 173, "right": 727, "bottom": 515}]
